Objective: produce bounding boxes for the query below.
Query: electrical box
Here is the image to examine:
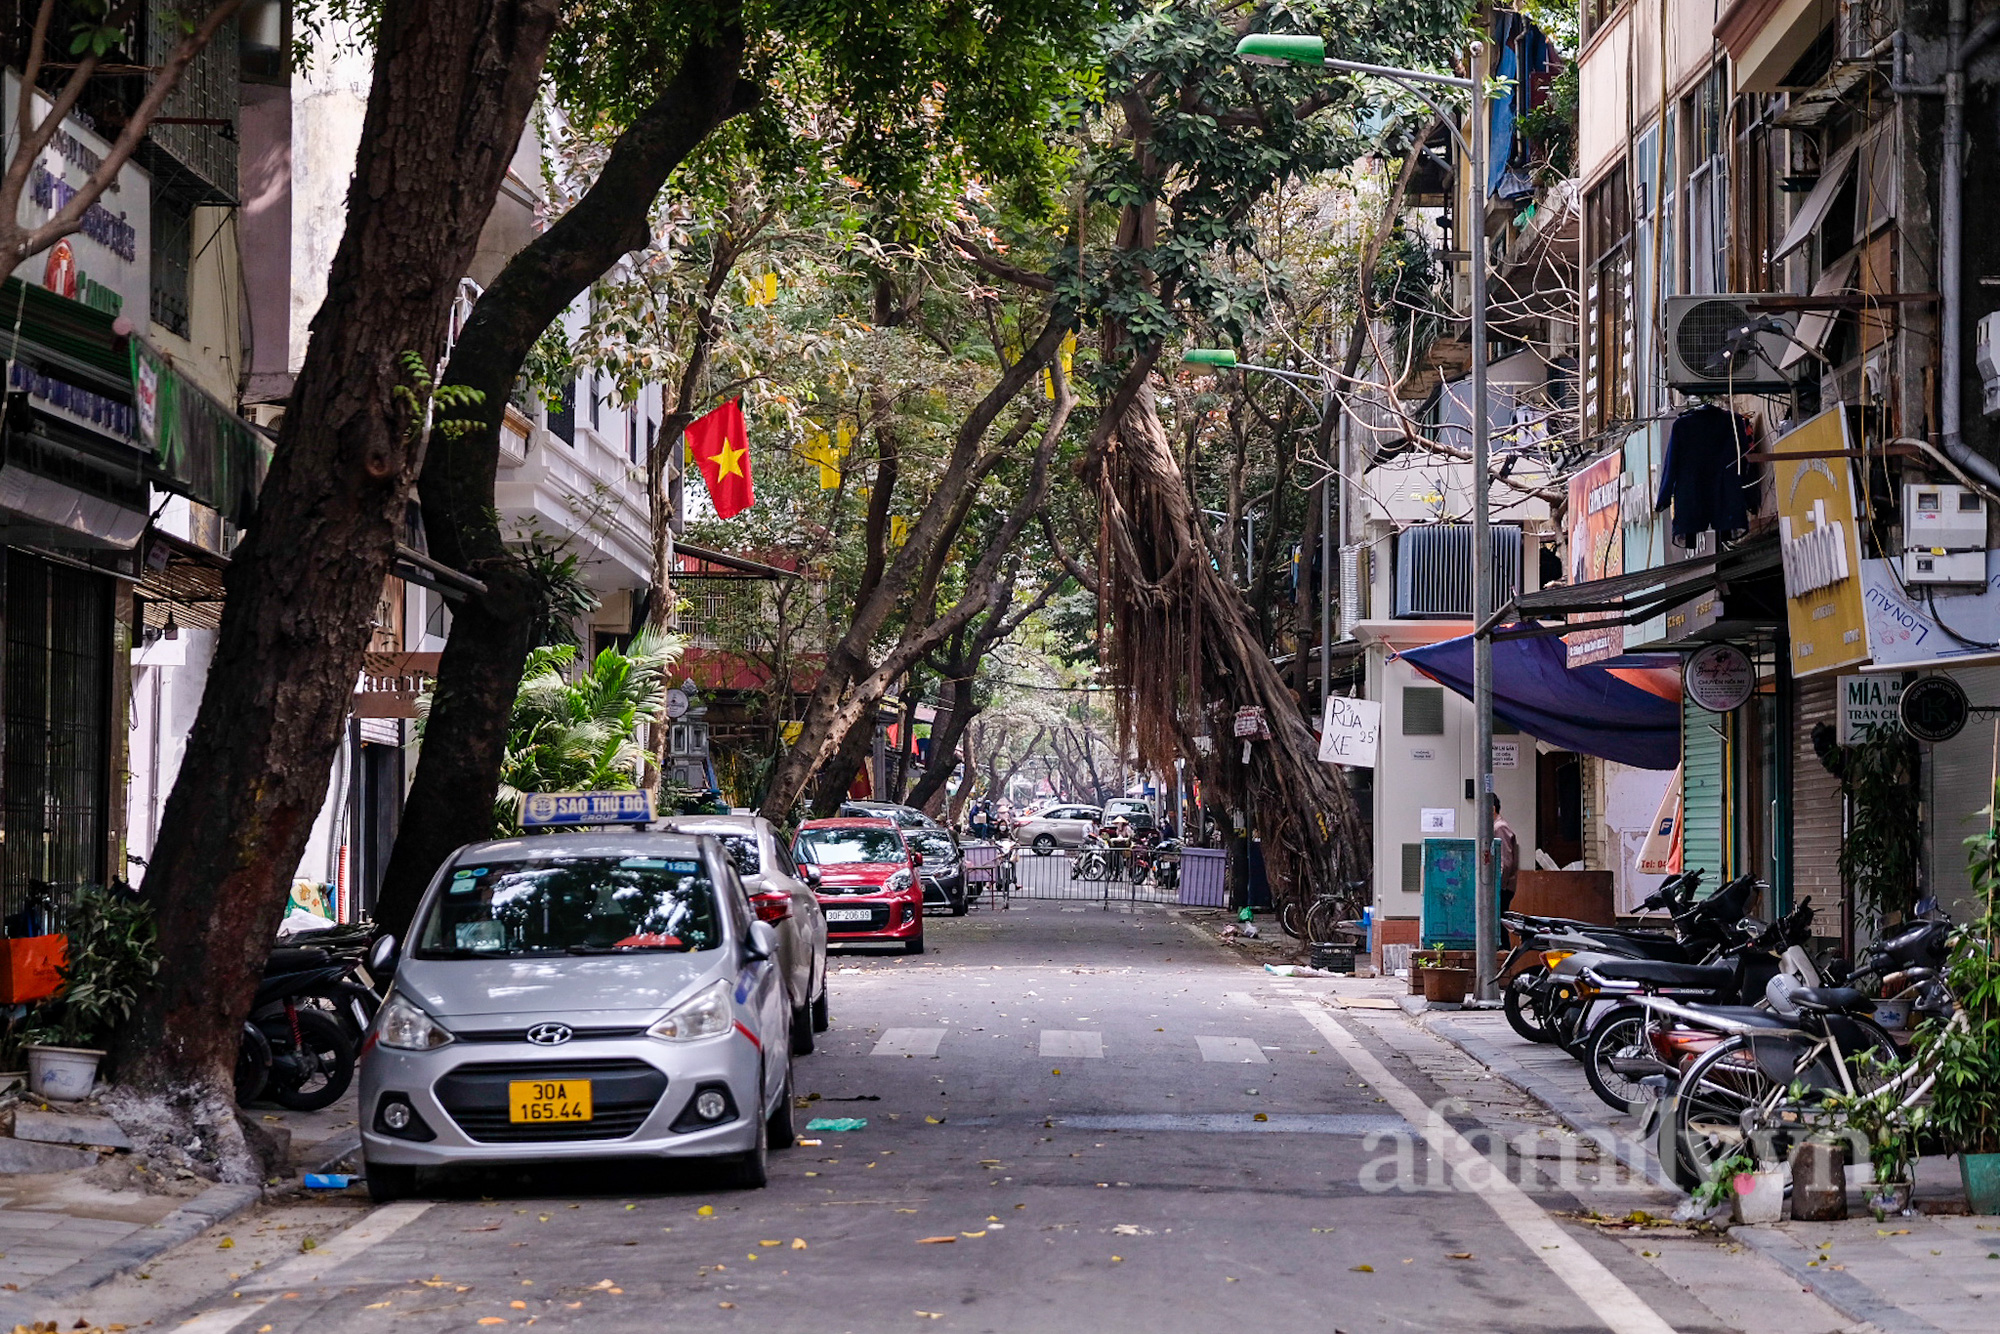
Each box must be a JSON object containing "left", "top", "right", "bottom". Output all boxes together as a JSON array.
[
  {"left": 1978, "top": 310, "right": 2000, "bottom": 416},
  {"left": 1903, "top": 483, "right": 1988, "bottom": 585}
]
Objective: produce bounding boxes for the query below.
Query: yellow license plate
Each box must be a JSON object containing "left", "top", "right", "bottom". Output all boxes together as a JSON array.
[{"left": 508, "top": 1079, "right": 593, "bottom": 1124}]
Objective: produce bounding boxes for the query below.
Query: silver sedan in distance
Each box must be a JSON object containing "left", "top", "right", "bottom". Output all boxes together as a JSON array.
[{"left": 358, "top": 832, "right": 795, "bottom": 1201}]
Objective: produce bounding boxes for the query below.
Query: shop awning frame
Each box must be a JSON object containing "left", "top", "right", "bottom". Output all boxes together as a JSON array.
[{"left": 1480, "top": 538, "right": 1780, "bottom": 642}]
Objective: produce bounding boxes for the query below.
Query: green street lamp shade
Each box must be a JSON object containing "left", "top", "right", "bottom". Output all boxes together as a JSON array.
[
  {"left": 1182, "top": 348, "right": 1239, "bottom": 367},
  {"left": 1235, "top": 33, "right": 1327, "bottom": 65}
]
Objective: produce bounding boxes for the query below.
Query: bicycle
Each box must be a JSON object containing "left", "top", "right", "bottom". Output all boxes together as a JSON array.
[{"left": 1278, "top": 878, "right": 1367, "bottom": 943}]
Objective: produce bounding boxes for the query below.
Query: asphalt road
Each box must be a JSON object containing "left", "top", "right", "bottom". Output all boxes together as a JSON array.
[{"left": 63, "top": 902, "right": 1861, "bottom": 1334}]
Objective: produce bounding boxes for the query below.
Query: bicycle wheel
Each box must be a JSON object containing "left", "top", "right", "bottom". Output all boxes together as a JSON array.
[
  {"left": 1278, "top": 899, "right": 1305, "bottom": 939},
  {"left": 1305, "top": 898, "right": 1344, "bottom": 944},
  {"left": 1670, "top": 1033, "right": 1785, "bottom": 1188}
]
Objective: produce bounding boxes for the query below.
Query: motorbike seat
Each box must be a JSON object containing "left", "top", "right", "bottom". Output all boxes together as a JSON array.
[
  {"left": 1788, "top": 985, "right": 1870, "bottom": 1014},
  {"left": 1593, "top": 958, "right": 1737, "bottom": 990},
  {"left": 266, "top": 946, "right": 333, "bottom": 974}
]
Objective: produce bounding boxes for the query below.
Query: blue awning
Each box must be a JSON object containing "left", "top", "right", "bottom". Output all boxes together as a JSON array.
[{"left": 1397, "top": 627, "right": 1684, "bottom": 770}]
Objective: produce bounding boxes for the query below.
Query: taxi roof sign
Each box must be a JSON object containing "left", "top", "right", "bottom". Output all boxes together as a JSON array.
[{"left": 520, "top": 790, "right": 655, "bottom": 827}]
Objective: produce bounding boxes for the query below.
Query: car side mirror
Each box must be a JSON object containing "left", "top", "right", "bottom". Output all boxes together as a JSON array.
[
  {"left": 367, "top": 933, "right": 398, "bottom": 976},
  {"left": 910, "top": 852, "right": 924, "bottom": 868},
  {"left": 803, "top": 866, "right": 822, "bottom": 888},
  {"left": 746, "top": 920, "right": 778, "bottom": 961}
]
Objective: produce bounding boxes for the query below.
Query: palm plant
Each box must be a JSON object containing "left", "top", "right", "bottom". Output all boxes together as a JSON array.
[{"left": 493, "top": 630, "right": 682, "bottom": 836}]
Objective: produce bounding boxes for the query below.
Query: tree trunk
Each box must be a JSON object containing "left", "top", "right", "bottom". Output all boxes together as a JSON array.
[
  {"left": 810, "top": 715, "right": 877, "bottom": 816},
  {"left": 373, "top": 19, "right": 758, "bottom": 936},
  {"left": 110, "top": 0, "right": 558, "bottom": 1165}
]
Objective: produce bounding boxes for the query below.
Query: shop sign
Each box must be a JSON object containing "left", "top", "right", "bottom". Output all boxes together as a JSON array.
[
  {"left": 5, "top": 72, "right": 148, "bottom": 320},
  {"left": 1231, "top": 705, "right": 1269, "bottom": 740},
  {"left": 1317, "top": 696, "right": 1380, "bottom": 767},
  {"left": 1564, "top": 450, "right": 1625, "bottom": 666},
  {"left": 1860, "top": 555, "right": 2000, "bottom": 667},
  {"left": 1899, "top": 674, "right": 1969, "bottom": 744},
  {"left": 1838, "top": 674, "right": 1905, "bottom": 743},
  {"left": 352, "top": 651, "right": 440, "bottom": 719},
  {"left": 1685, "top": 643, "right": 1754, "bottom": 712},
  {"left": 1493, "top": 740, "right": 1520, "bottom": 769},
  {"left": 1774, "top": 407, "right": 1870, "bottom": 676}
]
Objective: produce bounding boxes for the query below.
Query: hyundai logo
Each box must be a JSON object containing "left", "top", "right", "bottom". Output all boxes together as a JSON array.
[{"left": 525, "top": 1023, "right": 573, "bottom": 1046}]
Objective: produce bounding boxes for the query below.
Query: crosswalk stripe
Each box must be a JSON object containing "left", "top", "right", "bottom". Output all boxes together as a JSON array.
[
  {"left": 1039, "top": 1030, "right": 1104, "bottom": 1058},
  {"left": 871, "top": 1028, "right": 946, "bottom": 1057},
  {"left": 1195, "top": 1036, "right": 1268, "bottom": 1063}
]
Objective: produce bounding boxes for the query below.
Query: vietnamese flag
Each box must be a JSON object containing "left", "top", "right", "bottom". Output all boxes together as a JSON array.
[{"left": 686, "top": 399, "right": 755, "bottom": 519}]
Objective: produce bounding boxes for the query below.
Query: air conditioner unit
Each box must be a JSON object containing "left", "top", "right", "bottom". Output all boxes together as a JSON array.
[
  {"left": 1338, "top": 544, "right": 1368, "bottom": 636},
  {"left": 1902, "top": 483, "right": 1987, "bottom": 585},
  {"left": 1664, "top": 294, "right": 1795, "bottom": 394},
  {"left": 1393, "top": 524, "right": 1522, "bottom": 619}
]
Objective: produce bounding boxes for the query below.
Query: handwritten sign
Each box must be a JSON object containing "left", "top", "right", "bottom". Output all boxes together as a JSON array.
[
  {"left": 520, "top": 791, "right": 655, "bottom": 827},
  {"left": 1317, "top": 696, "right": 1381, "bottom": 767}
]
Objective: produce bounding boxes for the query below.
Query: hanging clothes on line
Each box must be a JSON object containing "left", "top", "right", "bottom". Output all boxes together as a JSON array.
[{"left": 1653, "top": 403, "right": 1758, "bottom": 548}]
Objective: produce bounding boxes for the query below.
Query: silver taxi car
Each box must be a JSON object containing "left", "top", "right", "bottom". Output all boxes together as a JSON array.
[{"left": 358, "top": 832, "right": 794, "bottom": 1201}]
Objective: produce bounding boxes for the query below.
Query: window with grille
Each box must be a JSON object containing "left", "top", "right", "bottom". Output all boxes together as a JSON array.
[
  {"left": 1585, "top": 161, "right": 1633, "bottom": 433},
  {"left": 1400, "top": 843, "right": 1423, "bottom": 893},
  {"left": 151, "top": 185, "right": 193, "bottom": 337},
  {"left": 547, "top": 382, "right": 575, "bottom": 445}
]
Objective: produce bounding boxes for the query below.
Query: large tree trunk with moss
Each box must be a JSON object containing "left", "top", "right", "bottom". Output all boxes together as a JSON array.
[
  {"left": 373, "top": 20, "right": 758, "bottom": 937},
  {"left": 108, "top": 0, "right": 558, "bottom": 1172}
]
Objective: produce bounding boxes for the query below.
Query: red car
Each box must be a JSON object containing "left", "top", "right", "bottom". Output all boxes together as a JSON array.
[{"left": 792, "top": 817, "right": 926, "bottom": 954}]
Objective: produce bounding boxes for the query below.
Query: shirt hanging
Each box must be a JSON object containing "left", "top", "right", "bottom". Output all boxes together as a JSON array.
[{"left": 1653, "top": 404, "right": 1757, "bottom": 548}]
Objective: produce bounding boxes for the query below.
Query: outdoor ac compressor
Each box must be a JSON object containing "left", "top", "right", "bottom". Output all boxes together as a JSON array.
[{"left": 1902, "top": 483, "right": 1988, "bottom": 586}]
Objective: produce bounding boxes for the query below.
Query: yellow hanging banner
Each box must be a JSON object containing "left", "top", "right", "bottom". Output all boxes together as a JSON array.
[{"left": 1774, "top": 406, "right": 1870, "bottom": 676}]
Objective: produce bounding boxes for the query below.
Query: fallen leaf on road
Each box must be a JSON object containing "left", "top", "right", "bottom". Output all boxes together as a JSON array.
[
  {"left": 590, "top": 1281, "right": 616, "bottom": 1290},
  {"left": 1350, "top": 1264, "right": 1374, "bottom": 1273},
  {"left": 924, "top": 1116, "right": 943, "bottom": 1124},
  {"left": 477, "top": 1319, "right": 506, "bottom": 1326},
  {"left": 1051, "top": 1069, "right": 1061, "bottom": 1075},
  {"left": 1252, "top": 1113, "right": 1268, "bottom": 1122},
  {"left": 364, "top": 1302, "right": 391, "bottom": 1310},
  {"left": 466, "top": 1225, "right": 502, "bottom": 1233},
  {"left": 761, "top": 1240, "right": 781, "bottom": 1247},
  {"left": 961, "top": 1231, "right": 986, "bottom": 1238},
  {"left": 915, "top": 1313, "right": 942, "bottom": 1320},
  {"left": 625, "top": 1205, "right": 638, "bottom": 1211},
  {"left": 301, "top": 1238, "right": 318, "bottom": 1252},
  {"left": 511, "top": 1302, "right": 527, "bottom": 1309},
  {"left": 718, "top": 1302, "right": 736, "bottom": 1309},
  {"left": 1111, "top": 1256, "right": 1123, "bottom": 1263},
  {"left": 218, "top": 1238, "right": 234, "bottom": 1249},
  {"left": 1447, "top": 1253, "right": 1473, "bottom": 1261},
  {"left": 697, "top": 1206, "right": 715, "bottom": 1217},
  {"left": 916, "top": 1236, "right": 957, "bottom": 1244},
  {"left": 791, "top": 1239, "right": 808, "bottom": 1250}
]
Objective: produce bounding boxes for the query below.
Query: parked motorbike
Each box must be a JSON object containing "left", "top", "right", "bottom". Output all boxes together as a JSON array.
[
  {"left": 1499, "top": 868, "right": 1708, "bottom": 1044},
  {"left": 235, "top": 934, "right": 376, "bottom": 1110},
  {"left": 1577, "top": 897, "right": 1819, "bottom": 1113}
]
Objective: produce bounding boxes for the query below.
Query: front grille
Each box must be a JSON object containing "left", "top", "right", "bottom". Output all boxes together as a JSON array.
[
  {"left": 455, "top": 1025, "right": 649, "bottom": 1044},
  {"left": 435, "top": 1059, "right": 667, "bottom": 1143},
  {"left": 823, "top": 907, "right": 892, "bottom": 932}
]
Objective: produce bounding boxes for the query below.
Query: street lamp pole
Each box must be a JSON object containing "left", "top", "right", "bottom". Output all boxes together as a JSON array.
[{"left": 1234, "top": 31, "right": 1498, "bottom": 1002}]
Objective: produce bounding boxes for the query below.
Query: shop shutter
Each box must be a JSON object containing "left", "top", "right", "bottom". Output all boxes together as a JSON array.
[
  {"left": 1921, "top": 666, "right": 2000, "bottom": 919},
  {"left": 1682, "top": 692, "right": 1727, "bottom": 888},
  {"left": 1790, "top": 675, "right": 1844, "bottom": 938}
]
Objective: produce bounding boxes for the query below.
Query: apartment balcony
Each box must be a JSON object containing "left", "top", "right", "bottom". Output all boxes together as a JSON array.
[{"left": 495, "top": 402, "right": 653, "bottom": 594}]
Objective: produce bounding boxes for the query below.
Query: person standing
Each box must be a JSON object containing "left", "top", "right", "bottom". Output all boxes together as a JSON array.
[{"left": 1491, "top": 793, "right": 1519, "bottom": 915}]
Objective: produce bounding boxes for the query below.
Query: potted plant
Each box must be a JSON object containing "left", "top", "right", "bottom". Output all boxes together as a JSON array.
[
  {"left": 1823, "top": 1070, "right": 1926, "bottom": 1218},
  {"left": 1934, "top": 800, "right": 2000, "bottom": 1213},
  {"left": 1693, "top": 1151, "right": 1784, "bottom": 1225},
  {"left": 1417, "top": 945, "right": 1473, "bottom": 1006},
  {"left": 21, "top": 887, "right": 159, "bottom": 1101}
]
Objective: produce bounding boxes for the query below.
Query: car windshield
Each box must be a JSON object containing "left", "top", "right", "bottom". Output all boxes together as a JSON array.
[
  {"left": 416, "top": 855, "right": 722, "bottom": 957},
  {"left": 906, "top": 831, "right": 958, "bottom": 861},
  {"left": 797, "top": 828, "right": 906, "bottom": 865}
]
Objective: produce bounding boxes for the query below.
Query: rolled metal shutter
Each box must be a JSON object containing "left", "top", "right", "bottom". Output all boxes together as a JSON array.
[
  {"left": 1921, "top": 666, "right": 2000, "bottom": 919},
  {"left": 1790, "top": 675, "right": 1843, "bottom": 938},
  {"left": 1681, "top": 692, "right": 1727, "bottom": 889}
]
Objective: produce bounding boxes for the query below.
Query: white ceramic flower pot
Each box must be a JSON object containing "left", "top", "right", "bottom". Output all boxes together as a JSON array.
[
  {"left": 1732, "top": 1168, "right": 1786, "bottom": 1225},
  {"left": 25, "top": 1044, "right": 104, "bottom": 1101}
]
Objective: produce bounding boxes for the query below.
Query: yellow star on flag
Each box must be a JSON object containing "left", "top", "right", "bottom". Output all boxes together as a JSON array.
[{"left": 709, "top": 437, "right": 747, "bottom": 480}]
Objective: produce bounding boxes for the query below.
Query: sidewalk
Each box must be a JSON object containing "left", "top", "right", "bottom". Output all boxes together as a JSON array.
[
  {"left": 0, "top": 1088, "right": 360, "bottom": 1319},
  {"left": 1407, "top": 989, "right": 1996, "bottom": 1334}
]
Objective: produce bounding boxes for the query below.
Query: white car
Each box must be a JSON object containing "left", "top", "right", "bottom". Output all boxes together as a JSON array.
[{"left": 1011, "top": 804, "right": 1102, "bottom": 854}]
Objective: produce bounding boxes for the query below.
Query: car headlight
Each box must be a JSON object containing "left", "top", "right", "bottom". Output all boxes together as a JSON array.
[
  {"left": 375, "top": 993, "right": 455, "bottom": 1051},
  {"left": 884, "top": 869, "right": 913, "bottom": 894},
  {"left": 649, "top": 980, "right": 734, "bottom": 1042}
]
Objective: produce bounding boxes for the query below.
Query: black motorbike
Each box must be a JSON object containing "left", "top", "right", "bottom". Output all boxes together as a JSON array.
[{"left": 235, "top": 936, "right": 374, "bottom": 1110}]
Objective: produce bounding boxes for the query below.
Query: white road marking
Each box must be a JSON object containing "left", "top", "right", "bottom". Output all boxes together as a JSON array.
[
  {"left": 1039, "top": 1030, "right": 1104, "bottom": 1058},
  {"left": 174, "top": 1202, "right": 434, "bottom": 1332},
  {"left": 1195, "top": 1036, "right": 1267, "bottom": 1063},
  {"left": 872, "top": 1028, "right": 946, "bottom": 1057},
  {"left": 1290, "top": 1001, "right": 1679, "bottom": 1334}
]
